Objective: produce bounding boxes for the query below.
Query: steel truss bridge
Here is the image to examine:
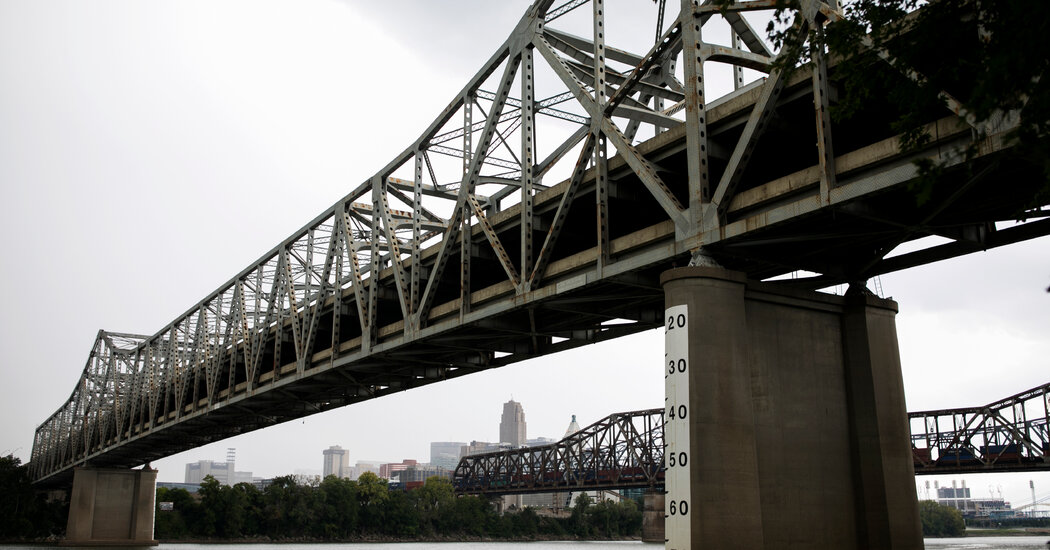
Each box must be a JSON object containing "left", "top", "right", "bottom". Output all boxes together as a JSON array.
[
  {"left": 453, "top": 384, "right": 1050, "bottom": 497},
  {"left": 31, "top": 0, "right": 1049, "bottom": 485},
  {"left": 454, "top": 409, "right": 664, "bottom": 496},
  {"left": 911, "top": 382, "right": 1050, "bottom": 474}
]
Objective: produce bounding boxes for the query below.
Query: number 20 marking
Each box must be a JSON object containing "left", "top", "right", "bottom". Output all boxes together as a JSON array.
[{"left": 666, "top": 313, "right": 686, "bottom": 331}]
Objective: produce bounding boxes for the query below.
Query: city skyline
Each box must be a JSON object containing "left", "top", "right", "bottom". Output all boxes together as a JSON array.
[{"left": 1, "top": 0, "right": 1048, "bottom": 511}]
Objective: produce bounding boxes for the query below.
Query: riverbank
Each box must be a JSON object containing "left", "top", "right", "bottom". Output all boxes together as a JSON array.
[
  {"left": 1, "top": 534, "right": 645, "bottom": 546},
  {"left": 967, "top": 528, "right": 1050, "bottom": 537}
]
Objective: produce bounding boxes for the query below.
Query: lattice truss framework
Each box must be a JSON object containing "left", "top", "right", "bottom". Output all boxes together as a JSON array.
[
  {"left": 911, "top": 383, "right": 1050, "bottom": 473},
  {"left": 453, "top": 408, "right": 664, "bottom": 495},
  {"left": 31, "top": 0, "right": 1046, "bottom": 483}
]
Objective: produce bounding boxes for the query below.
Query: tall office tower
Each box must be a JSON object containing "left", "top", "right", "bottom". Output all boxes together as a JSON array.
[
  {"left": 500, "top": 399, "right": 526, "bottom": 447},
  {"left": 323, "top": 445, "right": 349, "bottom": 478}
]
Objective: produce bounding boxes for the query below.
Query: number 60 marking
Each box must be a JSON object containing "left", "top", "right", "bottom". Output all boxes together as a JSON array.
[{"left": 669, "top": 500, "right": 689, "bottom": 515}]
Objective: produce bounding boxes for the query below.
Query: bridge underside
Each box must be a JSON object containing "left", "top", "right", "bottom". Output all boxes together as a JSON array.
[
  {"left": 34, "top": 73, "right": 1047, "bottom": 489},
  {"left": 32, "top": 0, "right": 1049, "bottom": 490}
]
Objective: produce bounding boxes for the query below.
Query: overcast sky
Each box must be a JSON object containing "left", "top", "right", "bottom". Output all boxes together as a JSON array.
[{"left": 1, "top": 0, "right": 1047, "bottom": 509}]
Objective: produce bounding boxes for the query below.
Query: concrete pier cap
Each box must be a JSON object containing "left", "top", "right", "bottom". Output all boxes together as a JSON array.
[{"left": 660, "top": 266, "right": 921, "bottom": 550}]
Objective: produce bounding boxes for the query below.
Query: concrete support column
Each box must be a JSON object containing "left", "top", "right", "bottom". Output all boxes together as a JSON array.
[
  {"left": 843, "top": 292, "right": 924, "bottom": 548},
  {"left": 660, "top": 267, "right": 921, "bottom": 550},
  {"left": 63, "top": 467, "right": 158, "bottom": 546},
  {"left": 641, "top": 488, "right": 666, "bottom": 543}
]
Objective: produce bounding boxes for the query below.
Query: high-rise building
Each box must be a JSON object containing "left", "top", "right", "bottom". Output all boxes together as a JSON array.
[
  {"left": 500, "top": 399, "right": 526, "bottom": 447},
  {"left": 322, "top": 446, "right": 350, "bottom": 479},
  {"left": 430, "top": 441, "right": 466, "bottom": 471}
]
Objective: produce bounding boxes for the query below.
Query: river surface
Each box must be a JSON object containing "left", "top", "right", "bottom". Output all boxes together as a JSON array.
[{"left": 3, "top": 539, "right": 1050, "bottom": 549}]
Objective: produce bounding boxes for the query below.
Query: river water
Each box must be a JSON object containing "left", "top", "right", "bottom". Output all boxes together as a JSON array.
[{"left": 3, "top": 539, "right": 1050, "bottom": 549}]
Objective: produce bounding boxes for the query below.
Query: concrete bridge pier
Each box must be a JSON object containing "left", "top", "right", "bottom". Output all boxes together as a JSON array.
[
  {"left": 661, "top": 267, "right": 922, "bottom": 550},
  {"left": 641, "top": 488, "right": 665, "bottom": 543},
  {"left": 63, "top": 466, "right": 158, "bottom": 546}
]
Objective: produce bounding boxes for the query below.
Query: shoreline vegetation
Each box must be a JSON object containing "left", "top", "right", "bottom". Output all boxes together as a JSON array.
[{"left": 153, "top": 474, "right": 643, "bottom": 542}]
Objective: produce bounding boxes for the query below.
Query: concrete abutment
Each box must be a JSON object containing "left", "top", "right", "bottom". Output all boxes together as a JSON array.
[{"left": 661, "top": 267, "right": 922, "bottom": 549}]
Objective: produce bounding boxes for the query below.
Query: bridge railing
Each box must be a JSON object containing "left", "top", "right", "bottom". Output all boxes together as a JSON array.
[
  {"left": 453, "top": 408, "right": 664, "bottom": 496},
  {"left": 910, "top": 383, "right": 1050, "bottom": 473}
]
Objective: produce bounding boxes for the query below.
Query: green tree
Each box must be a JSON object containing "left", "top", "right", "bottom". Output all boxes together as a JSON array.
[
  {"left": 447, "top": 495, "right": 491, "bottom": 536},
  {"left": 570, "top": 492, "right": 593, "bottom": 537},
  {"left": 261, "top": 475, "right": 303, "bottom": 538},
  {"left": 413, "top": 476, "right": 455, "bottom": 535},
  {"left": 355, "top": 471, "right": 389, "bottom": 533},
  {"left": 195, "top": 475, "right": 223, "bottom": 536},
  {"left": 155, "top": 486, "right": 197, "bottom": 539},
  {"left": 918, "top": 500, "right": 965, "bottom": 537},
  {"left": 383, "top": 490, "right": 419, "bottom": 537},
  {"left": 229, "top": 482, "right": 263, "bottom": 537},
  {"left": 800, "top": 0, "right": 1047, "bottom": 207},
  {"left": 317, "top": 475, "right": 359, "bottom": 538},
  {"left": 508, "top": 506, "right": 539, "bottom": 538},
  {"left": 0, "top": 454, "right": 66, "bottom": 539}
]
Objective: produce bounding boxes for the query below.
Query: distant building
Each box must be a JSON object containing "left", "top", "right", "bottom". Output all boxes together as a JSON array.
[
  {"left": 500, "top": 399, "right": 527, "bottom": 447},
  {"left": 184, "top": 448, "right": 252, "bottom": 486},
  {"left": 323, "top": 446, "right": 350, "bottom": 479},
  {"left": 380, "top": 459, "right": 418, "bottom": 480},
  {"left": 349, "top": 461, "right": 380, "bottom": 480},
  {"left": 157, "top": 481, "right": 200, "bottom": 494},
  {"left": 499, "top": 400, "right": 528, "bottom": 510},
  {"left": 935, "top": 480, "right": 1013, "bottom": 517},
  {"left": 461, "top": 440, "right": 498, "bottom": 457},
  {"left": 430, "top": 441, "right": 466, "bottom": 471},
  {"left": 396, "top": 465, "right": 453, "bottom": 484},
  {"left": 564, "top": 414, "right": 581, "bottom": 437}
]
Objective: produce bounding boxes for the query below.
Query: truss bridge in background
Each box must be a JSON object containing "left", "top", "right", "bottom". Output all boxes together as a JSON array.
[
  {"left": 453, "top": 408, "right": 663, "bottom": 496},
  {"left": 453, "top": 383, "right": 1050, "bottom": 496},
  {"left": 911, "top": 382, "right": 1050, "bottom": 474}
]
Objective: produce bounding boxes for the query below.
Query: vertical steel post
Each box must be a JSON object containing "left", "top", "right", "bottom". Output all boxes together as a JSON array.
[
  {"left": 412, "top": 151, "right": 423, "bottom": 317},
  {"left": 680, "top": 0, "right": 710, "bottom": 234},
  {"left": 594, "top": 0, "right": 610, "bottom": 271},
  {"left": 520, "top": 48, "right": 535, "bottom": 291},
  {"left": 812, "top": 26, "right": 836, "bottom": 205}
]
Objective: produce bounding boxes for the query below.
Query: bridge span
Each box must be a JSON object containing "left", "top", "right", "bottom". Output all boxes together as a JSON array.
[{"left": 30, "top": 0, "right": 1048, "bottom": 547}]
